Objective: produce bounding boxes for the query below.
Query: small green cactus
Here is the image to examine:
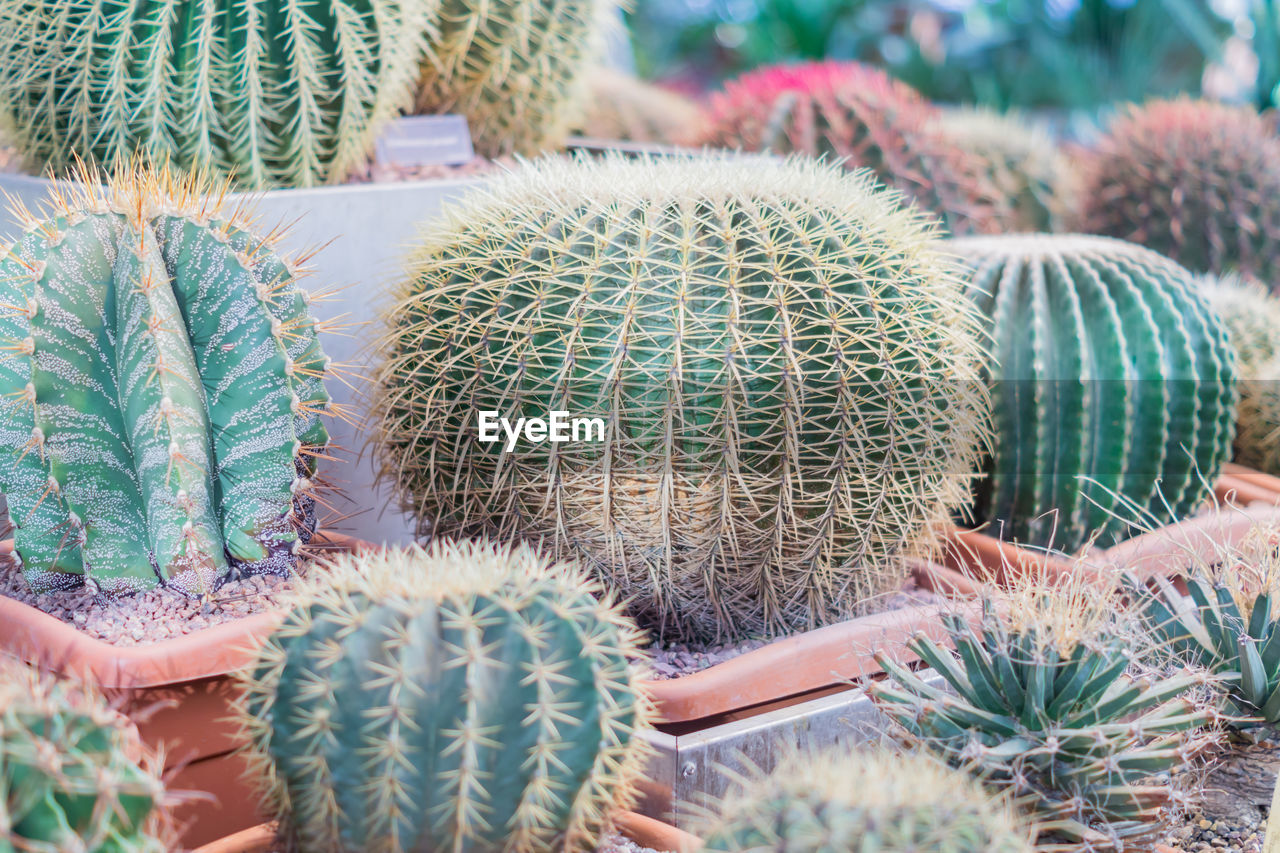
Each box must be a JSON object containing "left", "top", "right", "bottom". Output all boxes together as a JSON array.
[
  {"left": 696, "top": 61, "right": 1004, "bottom": 235},
  {"left": 932, "top": 107, "right": 1067, "bottom": 233},
  {"left": 1204, "top": 275, "right": 1280, "bottom": 475},
  {"left": 1078, "top": 98, "right": 1280, "bottom": 284},
  {"left": 573, "top": 68, "right": 704, "bottom": 146},
  {"left": 0, "top": 161, "right": 333, "bottom": 595},
  {"left": 1130, "top": 531, "right": 1280, "bottom": 728},
  {"left": 949, "top": 234, "right": 1237, "bottom": 552},
  {"left": 871, "top": 580, "right": 1219, "bottom": 848},
  {"left": 236, "top": 540, "right": 652, "bottom": 853},
  {"left": 1, "top": 660, "right": 168, "bottom": 852},
  {"left": 415, "top": 0, "right": 613, "bottom": 157},
  {"left": 374, "top": 153, "right": 991, "bottom": 643},
  {"left": 0, "top": 0, "right": 431, "bottom": 188},
  {"left": 698, "top": 749, "right": 1034, "bottom": 853}
]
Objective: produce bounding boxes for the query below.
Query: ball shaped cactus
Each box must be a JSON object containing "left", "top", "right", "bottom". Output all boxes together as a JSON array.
[
  {"left": 872, "top": 579, "right": 1220, "bottom": 847},
  {"left": 1205, "top": 276, "right": 1280, "bottom": 475},
  {"left": 0, "top": 161, "right": 334, "bottom": 595},
  {"left": 948, "top": 234, "right": 1237, "bottom": 551},
  {"left": 573, "top": 68, "right": 704, "bottom": 146},
  {"left": 0, "top": 0, "right": 431, "bottom": 189},
  {"left": 932, "top": 107, "right": 1066, "bottom": 233},
  {"left": 374, "top": 153, "right": 992, "bottom": 643},
  {"left": 698, "top": 749, "right": 1033, "bottom": 853},
  {"left": 696, "top": 61, "right": 1004, "bottom": 235},
  {"left": 1, "top": 660, "right": 169, "bottom": 851},
  {"left": 1077, "top": 98, "right": 1280, "bottom": 284},
  {"left": 415, "top": 0, "right": 612, "bottom": 157},
  {"left": 236, "top": 540, "right": 652, "bottom": 853}
]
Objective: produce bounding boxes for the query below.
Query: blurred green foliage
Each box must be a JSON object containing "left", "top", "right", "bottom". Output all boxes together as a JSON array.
[{"left": 628, "top": 0, "right": 1231, "bottom": 112}]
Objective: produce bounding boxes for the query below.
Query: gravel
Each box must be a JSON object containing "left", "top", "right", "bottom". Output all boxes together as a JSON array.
[
  {"left": 1162, "top": 731, "right": 1280, "bottom": 853},
  {"left": 645, "top": 580, "right": 948, "bottom": 680},
  {"left": 597, "top": 833, "right": 670, "bottom": 853},
  {"left": 0, "top": 554, "right": 301, "bottom": 646}
]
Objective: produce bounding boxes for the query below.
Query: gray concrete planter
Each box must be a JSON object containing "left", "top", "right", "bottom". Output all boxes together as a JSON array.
[{"left": 0, "top": 172, "right": 486, "bottom": 546}]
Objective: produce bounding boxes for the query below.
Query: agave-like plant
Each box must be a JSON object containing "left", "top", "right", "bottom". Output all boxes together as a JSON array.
[{"left": 871, "top": 578, "right": 1221, "bottom": 849}]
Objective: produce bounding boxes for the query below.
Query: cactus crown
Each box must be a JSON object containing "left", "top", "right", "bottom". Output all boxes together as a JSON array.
[
  {"left": 236, "top": 540, "right": 653, "bottom": 853},
  {"left": 0, "top": 0, "right": 431, "bottom": 188},
  {"left": 374, "top": 153, "right": 991, "bottom": 643},
  {"left": 698, "top": 748, "right": 1033, "bottom": 853},
  {"left": 1078, "top": 98, "right": 1280, "bottom": 284},
  {"left": 415, "top": 0, "right": 613, "bottom": 157},
  {"left": 948, "top": 233, "right": 1237, "bottom": 551},
  {"left": 1132, "top": 527, "right": 1280, "bottom": 727},
  {"left": 0, "top": 160, "right": 334, "bottom": 596},
  {"left": 872, "top": 577, "right": 1219, "bottom": 848},
  {"left": 1, "top": 660, "right": 169, "bottom": 851},
  {"left": 697, "top": 60, "right": 1003, "bottom": 235}
]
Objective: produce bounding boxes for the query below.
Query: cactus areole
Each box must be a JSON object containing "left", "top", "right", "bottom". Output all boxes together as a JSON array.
[{"left": 0, "top": 163, "right": 333, "bottom": 596}]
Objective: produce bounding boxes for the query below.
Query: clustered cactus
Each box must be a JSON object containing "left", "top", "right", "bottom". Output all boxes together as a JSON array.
[
  {"left": 415, "top": 0, "right": 613, "bottom": 157},
  {"left": 0, "top": 161, "right": 333, "bottom": 595},
  {"left": 1204, "top": 275, "right": 1280, "bottom": 475},
  {"left": 932, "top": 107, "right": 1066, "bottom": 232},
  {"left": 0, "top": 0, "right": 431, "bottom": 189},
  {"left": 374, "top": 153, "right": 991, "bottom": 643},
  {"left": 1077, "top": 98, "right": 1280, "bottom": 285},
  {"left": 1, "top": 659, "right": 168, "bottom": 852},
  {"left": 1131, "top": 529, "right": 1280, "bottom": 728},
  {"left": 236, "top": 540, "right": 652, "bottom": 853},
  {"left": 871, "top": 581, "right": 1219, "bottom": 848},
  {"left": 948, "top": 234, "right": 1237, "bottom": 552},
  {"left": 573, "top": 68, "right": 704, "bottom": 146},
  {"left": 697, "top": 749, "right": 1033, "bottom": 853},
  {"left": 696, "top": 61, "right": 1004, "bottom": 235}
]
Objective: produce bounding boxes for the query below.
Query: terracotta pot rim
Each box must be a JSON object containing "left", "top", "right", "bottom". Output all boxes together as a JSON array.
[
  {"left": 190, "top": 812, "right": 702, "bottom": 853},
  {"left": 0, "top": 530, "right": 367, "bottom": 690}
]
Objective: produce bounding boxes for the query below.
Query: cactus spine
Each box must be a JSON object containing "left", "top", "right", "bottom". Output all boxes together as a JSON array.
[
  {"left": 236, "top": 541, "right": 652, "bottom": 853},
  {"left": 1205, "top": 275, "right": 1280, "bottom": 475},
  {"left": 1, "top": 660, "right": 168, "bottom": 851},
  {"left": 0, "top": 162, "right": 333, "bottom": 595},
  {"left": 698, "top": 749, "right": 1033, "bottom": 853},
  {"left": 415, "top": 0, "right": 612, "bottom": 157},
  {"left": 374, "top": 154, "right": 991, "bottom": 643},
  {"left": 0, "top": 0, "right": 430, "bottom": 189},
  {"left": 948, "top": 234, "right": 1237, "bottom": 551},
  {"left": 696, "top": 61, "right": 1004, "bottom": 235},
  {"left": 1078, "top": 98, "right": 1280, "bottom": 285}
]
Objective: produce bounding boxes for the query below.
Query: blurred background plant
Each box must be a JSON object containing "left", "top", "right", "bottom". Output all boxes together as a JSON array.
[{"left": 626, "top": 0, "right": 1258, "bottom": 122}]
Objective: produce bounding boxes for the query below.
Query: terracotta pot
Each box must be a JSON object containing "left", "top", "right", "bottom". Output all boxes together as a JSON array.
[
  {"left": 192, "top": 813, "right": 703, "bottom": 853},
  {"left": 641, "top": 561, "right": 981, "bottom": 727},
  {"left": 1220, "top": 463, "right": 1280, "bottom": 504},
  {"left": 0, "top": 531, "right": 371, "bottom": 848}
]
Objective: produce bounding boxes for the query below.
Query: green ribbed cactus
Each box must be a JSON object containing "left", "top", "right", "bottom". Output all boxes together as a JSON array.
[
  {"left": 1, "top": 660, "right": 168, "bottom": 852},
  {"left": 235, "top": 541, "right": 652, "bottom": 853},
  {"left": 374, "top": 154, "right": 991, "bottom": 643},
  {"left": 1205, "top": 275, "right": 1280, "bottom": 475},
  {"left": 0, "top": 0, "right": 430, "bottom": 189},
  {"left": 949, "top": 234, "right": 1237, "bottom": 551},
  {"left": 415, "top": 0, "right": 612, "bottom": 157},
  {"left": 1078, "top": 99, "right": 1280, "bottom": 284},
  {"left": 0, "top": 162, "right": 333, "bottom": 596},
  {"left": 871, "top": 580, "right": 1220, "bottom": 848},
  {"left": 698, "top": 749, "right": 1033, "bottom": 853},
  {"left": 932, "top": 107, "right": 1066, "bottom": 233}
]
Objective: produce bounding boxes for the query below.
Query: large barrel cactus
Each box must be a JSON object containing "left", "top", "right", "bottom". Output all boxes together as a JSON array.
[
  {"left": 699, "top": 749, "right": 1032, "bottom": 853},
  {"left": 696, "top": 61, "right": 1004, "bottom": 236},
  {"left": 1078, "top": 99, "right": 1280, "bottom": 285},
  {"left": 375, "top": 154, "right": 991, "bottom": 642},
  {"left": 0, "top": 162, "right": 333, "bottom": 596},
  {"left": 0, "top": 0, "right": 430, "bottom": 188},
  {"left": 573, "top": 67, "right": 704, "bottom": 146},
  {"left": 236, "top": 541, "right": 651, "bottom": 853},
  {"left": 949, "top": 234, "right": 1237, "bottom": 550},
  {"left": 415, "top": 0, "right": 612, "bottom": 157},
  {"left": 2, "top": 659, "right": 168, "bottom": 851}
]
